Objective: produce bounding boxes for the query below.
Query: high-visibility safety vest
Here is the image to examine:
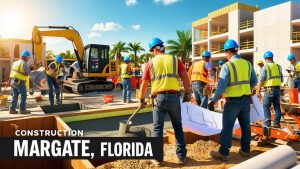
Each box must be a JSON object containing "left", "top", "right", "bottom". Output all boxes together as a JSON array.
[
  {"left": 9, "top": 59, "right": 28, "bottom": 81},
  {"left": 120, "top": 63, "right": 132, "bottom": 78},
  {"left": 46, "top": 61, "right": 60, "bottom": 77},
  {"left": 149, "top": 54, "right": 180, "bottom": 94},
  {"left": 290, "top": 61, "right": 300, "bottom": 79},
  {"left": 264, "top": 62, "right": 282, "bottom": 87},
  {"left": 224, "top": 58, "right": 252, "bottom": 97},
  {"left": 190, "top": 60, "right": 209, "bottom": 83}
]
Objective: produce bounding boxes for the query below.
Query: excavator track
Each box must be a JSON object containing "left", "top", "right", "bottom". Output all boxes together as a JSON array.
[{"left": 63, "top": 79, "right": 115, "bottom": 94}]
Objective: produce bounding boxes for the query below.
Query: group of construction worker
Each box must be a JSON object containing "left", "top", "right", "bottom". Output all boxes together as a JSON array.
[
  {"left": 7, "top": 37, "right": 300, "bottom": 165},
  {"left": 137, "top": 37, "right": 300, "bottom": 166},
  {"left": 8, "top": 52, "right": 67, "bottom": 114}
]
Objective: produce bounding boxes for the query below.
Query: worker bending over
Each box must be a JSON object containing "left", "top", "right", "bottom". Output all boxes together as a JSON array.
[
  {"left": 208, "top": 39, "right": 257, "bottom": 161},
  {"left": 139, "top": 37, "right": 191, "bottom": 166},
  {"left": 188, "top": 51, "right": 212, "bottom": 108},
  {"left": 9, "top": 50, "right": 32, "bottom": 114},
  {"left": 121, "top": 56, "right": 133, "bottom": 103},
  {"left": 287, "top": 54, "right": 300, "bottom": 92},
  {"left": 256, "top": 51, "right": 283, "bottom": 129},
  {"left": 46, "top": 55, "right": 66, "bottom": 106}
]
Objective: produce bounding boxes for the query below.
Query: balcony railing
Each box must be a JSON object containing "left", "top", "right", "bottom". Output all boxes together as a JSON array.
[
  {"left": 211, "top": 43, "right": 224, "bottom": 54},
  {"left": 211, "top": 26, "right": 228, "bottom": 36},
  {"left": 240, "top": 40, "right": 254, "bottom": 50},
  {"left": 292, "top": 31, "right": 300, "bottom": 43},
  {"left": 240, "top": 19, "right": 254, "bottom": 30}
]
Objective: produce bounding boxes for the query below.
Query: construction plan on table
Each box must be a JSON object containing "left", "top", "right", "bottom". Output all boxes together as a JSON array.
[{"left": 181, "top": 95, "right": 264, "bottom": 136}]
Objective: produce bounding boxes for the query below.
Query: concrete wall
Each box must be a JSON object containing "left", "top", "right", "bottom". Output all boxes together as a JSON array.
[{"left": 254, "top": 1, "right": 292, "bottom": 75}]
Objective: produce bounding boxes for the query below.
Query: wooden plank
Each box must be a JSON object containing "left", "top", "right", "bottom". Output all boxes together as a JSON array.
[
  {"left": 28, "top": 161, "right": 42, "bottom": 169},
  {"left": 42, "top": 116, "right": 55, "bottom": 130},
  {"left": 0, "top": 121, "right": 3, "bottom": 136},
  {"left": 14, "top": 160, "right": 28, "bottom": 169},
  {"left": 2, "top": 119, "right": 26, "bottom": 137},
  {"left": 26, "top": 117, "right": 42, "bottom": 130},
  {"left": 2, "top": 160, "right": 14, "bottom": 169}
]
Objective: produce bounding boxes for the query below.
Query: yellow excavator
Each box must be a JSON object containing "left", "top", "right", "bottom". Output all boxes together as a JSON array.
[{"left": 32, "top": 26, "right": 119, "bottom": 94}]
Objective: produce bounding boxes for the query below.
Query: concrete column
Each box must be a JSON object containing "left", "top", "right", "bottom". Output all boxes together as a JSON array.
[
  {"left": 208, "top": 19, "right": 211, "bottom": 52},
  {"left": 228, "top": 10, "right": 240, "bottom": 43}
]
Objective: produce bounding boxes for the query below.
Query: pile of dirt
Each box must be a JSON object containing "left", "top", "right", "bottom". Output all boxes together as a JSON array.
[{"left": 97, "top": 140, "right": 224, "bottom": 169}]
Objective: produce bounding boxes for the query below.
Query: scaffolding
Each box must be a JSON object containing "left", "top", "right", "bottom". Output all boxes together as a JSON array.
[
  {"left": 292, "top": 31, "right": 300, "bottom": 43},
  {"left": 240, "top": 39, "right": 254, "bottom": 50},
  {"left": 240, "top": 19, "right": 254, "bottom": 30}
]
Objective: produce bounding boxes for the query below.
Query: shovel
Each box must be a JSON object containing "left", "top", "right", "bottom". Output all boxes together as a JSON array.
[{"left": 118, "top": 99, "right": 150, "bottom": 135}]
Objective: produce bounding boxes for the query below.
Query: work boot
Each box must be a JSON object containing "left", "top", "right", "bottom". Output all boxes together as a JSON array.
[
  {"left": 123, "top": 99, "right": 126, "bottom": 103},
  {"left": 210, "top": 150, "right": 229, "bottom": 161},
  {"left": 238, "top": 148, "right": 250, "bottom": 157},
  {"left": 178, "top": 157, "right": 187, "bottom": 165},
  {"left": 9, "top": 110, "right": 18, "bottom": 114},
  {"left": 19, "top": 110, "right": 31, "bottom": 114},
  {"left": 150, "top": 159, "right": 164, "bottom": 167},
  {"left": 273, "top": 123, "right": 281, "bottom": 128},
  {"left": 126, "top": 99, "right": 133, "bottom": 104}
]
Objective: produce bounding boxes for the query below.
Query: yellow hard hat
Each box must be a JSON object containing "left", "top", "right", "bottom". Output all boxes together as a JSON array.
[{"left": 257, "top": 60, "right": 263, "bottom": 64}]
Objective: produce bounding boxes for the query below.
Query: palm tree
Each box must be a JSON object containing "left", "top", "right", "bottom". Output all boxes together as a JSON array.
[
  {"left": 128, "top": 42, "right": 145, "bottom": 67},
  {"left": 46, "top": 50, "right": 55, "bottom": 59},
  {"left": 139, "top": 53, "right": 154, "bottom": 64},
  {"left": 110, "top": 41, "right": 128, "bottom": 61},
  {"left": 166, "top": 30, "right": 192, "bottom": 63}
]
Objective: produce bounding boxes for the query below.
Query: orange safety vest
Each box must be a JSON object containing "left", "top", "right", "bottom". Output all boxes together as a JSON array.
[{"left": 190, "top": 60, "right": 209, "bottom": 83}]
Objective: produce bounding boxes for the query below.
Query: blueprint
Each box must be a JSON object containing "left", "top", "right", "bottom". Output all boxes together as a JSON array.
[{"left": 181, "top": 95, "right": 264, "bottom": 136}]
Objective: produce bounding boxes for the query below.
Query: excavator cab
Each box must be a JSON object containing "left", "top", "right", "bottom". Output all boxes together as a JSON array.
[{"left": 83, "top": 44, "right": 109, "bottom": 74}]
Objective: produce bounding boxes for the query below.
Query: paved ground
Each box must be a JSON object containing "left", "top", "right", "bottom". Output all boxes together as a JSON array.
[{"left": 0, "top": 87, "right": 140, "bottom": 119}]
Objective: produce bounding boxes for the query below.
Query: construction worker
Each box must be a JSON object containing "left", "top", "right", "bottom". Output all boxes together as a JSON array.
[
  {"left": 287, "top": 54, "right": 300, "bottom": 92},
  {"left": 46, "top": 55, "right": 66, "bottom": 106},
  {"left": 218, "top": 60, "right": 225, "bottom": 67},
  {"left": 256, "top": 51, "right": 283, "bottom": 129},
  {"left": 257, "top": 59, "right": 264, "bottom": 69},
  {"left": 69, "top": 61, "right": 82, "bottom": 78},
  {"left": 9, "top": 50, "right": 32, "bottom": 114},
  {"left": 188, "top": 51, "right": 212, "bottom": 108},
  {"left": 139, "top": 37, "right": 191, "bottom": 166},
  {"left": 208, "top": 39, "right": 257, "bottom": 161},
  {"left": 121, "top": 56, "right": 133, "bottom": 103}
]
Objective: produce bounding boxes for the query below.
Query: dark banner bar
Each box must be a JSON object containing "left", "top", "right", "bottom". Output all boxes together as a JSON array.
[{"left": 0, "top": 137, "right": 163, "bottom": 161}]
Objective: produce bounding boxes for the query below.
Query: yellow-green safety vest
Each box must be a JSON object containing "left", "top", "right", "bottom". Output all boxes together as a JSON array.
[
  {"left": 264, "top": 63, "right": 282, "bottom": 87},
  {"left": 120, "top": 63, "right": 132, "bottom": 78},
  {"left": 224, "top": 58, "right": 252, "bottom": 97},
  {"left": 9, "top": 59, "right": 28, "bottom": 81},
  {"left": 150, "top": 54, "right": 180, "bottom": 94},
  {"left": 46, "top": 61, "right": 60, "bottom": 77}
]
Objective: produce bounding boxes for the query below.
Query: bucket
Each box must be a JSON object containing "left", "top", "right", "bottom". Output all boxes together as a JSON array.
[
  {"left": 103, "top": 95, "right": 113, "bottom": 103},
  {"left": 289, "top": 89, "right": 299, "bottom": 104},
  {"left": 118, "top": 120, "right": 132, "bottom": 135}
]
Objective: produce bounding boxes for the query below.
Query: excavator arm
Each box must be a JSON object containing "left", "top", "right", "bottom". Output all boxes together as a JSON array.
[{"left": 32, "top": 26, "right": 84, "bottom": 69}]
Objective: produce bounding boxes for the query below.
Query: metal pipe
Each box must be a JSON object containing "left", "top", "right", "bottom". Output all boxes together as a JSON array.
[{"left": 231, "top": 145, "right": 297, "bottom": 169}]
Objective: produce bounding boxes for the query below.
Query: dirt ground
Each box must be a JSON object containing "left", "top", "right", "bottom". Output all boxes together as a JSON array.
[{"left": 96, "top": 139, "right": 276, "bottom": 169}]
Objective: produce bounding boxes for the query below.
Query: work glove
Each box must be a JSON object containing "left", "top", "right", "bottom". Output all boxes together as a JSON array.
[
  {"left": 182, "top": 92, "right": 191, "bottom": 102},
  {"left": 208, "top": 101, "right": 215, "bottom": 111},
  {"left": 139, "top": 98, "right": 146, "bottom": 108}
]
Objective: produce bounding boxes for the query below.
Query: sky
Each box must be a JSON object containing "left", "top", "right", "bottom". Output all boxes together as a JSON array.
[{"left": 0, "top": 0, "right": 299, "bottom": 55}]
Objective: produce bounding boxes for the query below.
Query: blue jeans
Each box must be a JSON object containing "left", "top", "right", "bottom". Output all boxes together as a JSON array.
[
  {"left": 122, "top": 78, "right": 132, "bottom": 101},
  {"left": 219, "top": 95, "right": 251, "bottom": 156},
  {"left": 152, "top": 94, "right": 186, "bottom": 159},
  {"left": 46, "top": 75, "right": 60, "bottom": 105},
  {"left": 263, "top": 87, "right": 281, "bottom": 127},
  {"left": 192, "top": 81, "right": 208, "bottom": 108},
  {"left": 10, "top": 79, "right": 27, "bottom": 111},
  {"left": 291, "top": 78, "right": 300, "bottom": 92}
]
